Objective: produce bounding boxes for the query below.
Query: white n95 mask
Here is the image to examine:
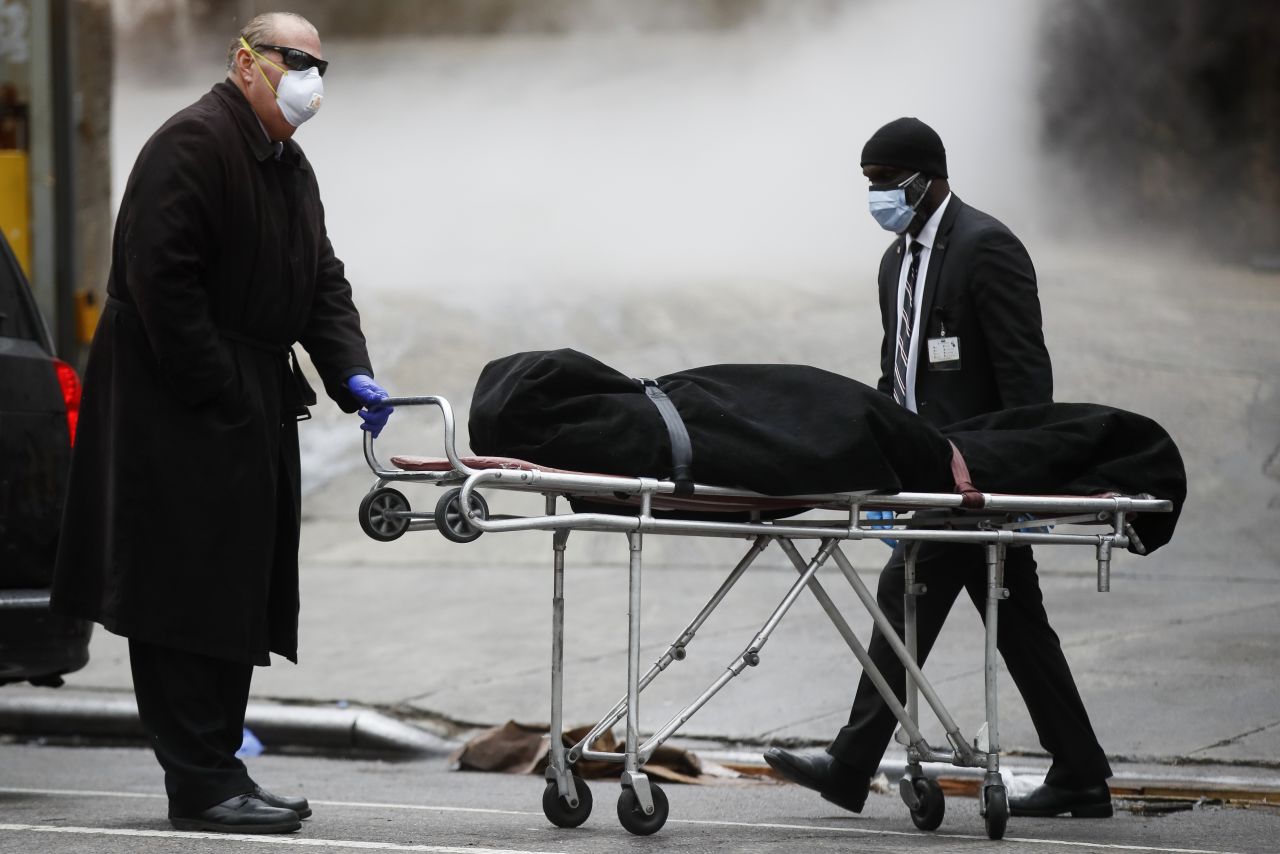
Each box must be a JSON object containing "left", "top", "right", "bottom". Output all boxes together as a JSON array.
[
  {"left": 272, "top": 66, "right": 324, "bottom": 126},
  {"left": 242, "top": 37, "right": 325, "bottom": 127}
]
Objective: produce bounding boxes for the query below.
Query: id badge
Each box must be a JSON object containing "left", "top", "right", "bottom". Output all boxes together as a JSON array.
[{"left": 927, "top": 335, "right": 961, "bottom": 371}]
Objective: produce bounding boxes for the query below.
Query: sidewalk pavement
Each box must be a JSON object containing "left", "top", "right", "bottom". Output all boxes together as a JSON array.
[{"left": 6, "top": 239, "right": 1278, "bottom": 802}]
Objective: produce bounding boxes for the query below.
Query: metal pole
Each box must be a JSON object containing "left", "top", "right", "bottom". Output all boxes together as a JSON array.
[
  {"left": 27, "top": 0, "right": 56, "bottom": 328},
  {"left": 624, "top": 531, "right": 643, "bottom": 773},
  {"left": 983, "top": 544, "right": 1005, "bottom": 772},
  {"left": 50, "top": 0, "right": 77, "bottom": 358},
  {"left": 904, "top": 543, "right": 921, "bottom": 727},
  {"left": 546, "top": 514, "right": 574, "bottom": 802},
  {"left": 622, "top": 530, "right": 654, "bottom": 814}
]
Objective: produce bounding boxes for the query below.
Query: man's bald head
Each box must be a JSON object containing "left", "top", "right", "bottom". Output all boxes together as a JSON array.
[{"left": 226, "top": 12, "right": 319, "bottom": 70}]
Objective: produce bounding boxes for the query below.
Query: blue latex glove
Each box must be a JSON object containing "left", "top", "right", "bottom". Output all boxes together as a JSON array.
[
  {"left": 346, "top": 374, "right": 392, "bottom": 438},
  {"left": 867, "top": 509, "right": 898, "bottom": 549},
  {"left": 1013, "top": 513, "right": 1054, "bottom": 535}
]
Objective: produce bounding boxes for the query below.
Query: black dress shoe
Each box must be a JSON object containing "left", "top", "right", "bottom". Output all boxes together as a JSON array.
[
  {"left": 763, "top": 748, "right": 869, "bottom": 813},
  {"left": 169, "top": 793, "right": 302, "bottom": 834},
  {"left": 1008, "top": 782, "right": 1113, "bottom": 818},
  {"left": 254, "top": 785, "right": 312, "bottom": 819}
]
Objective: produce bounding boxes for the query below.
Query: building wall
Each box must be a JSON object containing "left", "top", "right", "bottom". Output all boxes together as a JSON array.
[{"left": 1040, "top": 0, "right": 1280, "bottom": 258}]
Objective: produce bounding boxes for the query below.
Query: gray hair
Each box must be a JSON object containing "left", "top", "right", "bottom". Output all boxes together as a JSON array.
[{"left": 226, "top": 12, "right": 319, "bottom": 69}]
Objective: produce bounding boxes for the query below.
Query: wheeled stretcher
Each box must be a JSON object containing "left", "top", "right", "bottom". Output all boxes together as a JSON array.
[{"left": 358, "top": 395, "right": 1173, "bottom": 840}]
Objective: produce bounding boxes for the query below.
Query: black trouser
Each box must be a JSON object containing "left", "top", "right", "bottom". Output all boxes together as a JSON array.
[
  {"left": 129, "top": 639, "right": 256, "bottom": 812},
  {"left": 828, "top": 542, "right": 1112, "bottom": 789}
]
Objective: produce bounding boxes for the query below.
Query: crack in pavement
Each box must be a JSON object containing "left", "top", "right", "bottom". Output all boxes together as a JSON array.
[{"left": 1189, "top": 719, "right": 1280, "bottom": 756}]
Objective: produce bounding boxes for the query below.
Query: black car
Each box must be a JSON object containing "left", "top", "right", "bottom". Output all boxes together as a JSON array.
[{"left": 0, "top": 229, "right": 91, "bottom": 686}]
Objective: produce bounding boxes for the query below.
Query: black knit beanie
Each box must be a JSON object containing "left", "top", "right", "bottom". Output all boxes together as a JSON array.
[{"left": 860, "top": 117, "right": 948, "bottom": 179}]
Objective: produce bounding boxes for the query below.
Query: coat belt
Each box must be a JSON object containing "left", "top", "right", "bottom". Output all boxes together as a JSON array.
[{"left": 106, "top": 295, "right": 317, "bottom": 421}]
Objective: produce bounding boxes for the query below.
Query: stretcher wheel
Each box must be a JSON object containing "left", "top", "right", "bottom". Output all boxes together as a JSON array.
[
  {"left": 434, "top": 488, "right": 489, "bottom": 543},
  {"left": 542, "top": 775, "right": 592, "bottom": 828},
  {"left": 982, "top": 784, "right": 1009, "bottom": 840},
  {"left": 907, "top": 777, "right": 945, "bottom": 831},
  {"left": 359, "top": 488, "right": 410, "bottom": 541},
  {"left": 616, "top": 783, "right": 668, "bottom": 836}
]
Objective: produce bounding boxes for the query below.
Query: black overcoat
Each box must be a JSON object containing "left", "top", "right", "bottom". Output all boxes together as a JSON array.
[{"left": 52, "top": 81, "right": 372, "bottom": 664}]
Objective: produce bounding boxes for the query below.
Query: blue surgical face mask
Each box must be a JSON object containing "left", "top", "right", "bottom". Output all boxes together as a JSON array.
[{"left": 868, "top": 172, "right": 932, "bottom": 233}]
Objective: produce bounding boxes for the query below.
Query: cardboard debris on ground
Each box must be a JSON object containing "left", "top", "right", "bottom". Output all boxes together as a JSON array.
[{"left": 450, "top": 720, "right": 755, "bottom": 785}]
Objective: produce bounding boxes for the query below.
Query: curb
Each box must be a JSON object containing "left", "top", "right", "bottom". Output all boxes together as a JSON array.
[
  {"left": 4, "top": 693, "right": 1278, "bottom": 810},
  {"left": 0, "top": 693, "right": 456, "bottom": 757},
  {"left": 700, "top": 748, "right": 1280, "bottom": 810}
]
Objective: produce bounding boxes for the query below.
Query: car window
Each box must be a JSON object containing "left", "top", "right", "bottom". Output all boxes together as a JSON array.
[{"left": 0, "top": 231, "right": 39, "bottom": 342}]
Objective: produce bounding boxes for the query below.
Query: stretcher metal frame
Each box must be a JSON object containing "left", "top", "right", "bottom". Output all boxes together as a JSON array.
[{"left": 358, "top": 396, "right": 1172, "bottom": 840}]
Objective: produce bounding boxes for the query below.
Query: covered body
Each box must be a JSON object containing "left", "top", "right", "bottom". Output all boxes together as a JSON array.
[{"left": 469, "top": 349, "right": 1185, "bottom": 551}]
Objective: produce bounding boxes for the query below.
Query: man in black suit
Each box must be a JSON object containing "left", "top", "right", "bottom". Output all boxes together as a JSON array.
[{"left": 764, "top": 117, "right": 1113, "bottom": 819}]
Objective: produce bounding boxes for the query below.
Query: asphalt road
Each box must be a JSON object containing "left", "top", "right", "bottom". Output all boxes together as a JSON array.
[{"left": 2, "top": 742, "right": 1278, "bottom": 854}]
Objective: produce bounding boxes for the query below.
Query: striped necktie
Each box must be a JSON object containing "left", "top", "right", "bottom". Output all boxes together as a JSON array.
[{"left": 893, "top": 241, "right": 924, "bottom": 407}]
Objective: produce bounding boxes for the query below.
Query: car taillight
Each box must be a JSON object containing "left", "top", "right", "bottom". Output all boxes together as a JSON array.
[{"left": 53, "top": 358, "right": 81, "bottom": 446}]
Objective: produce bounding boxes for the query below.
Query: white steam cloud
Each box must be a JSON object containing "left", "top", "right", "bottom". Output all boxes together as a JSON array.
[{"left": 116, "top": 0, "right": 1052, "bottom": 306}]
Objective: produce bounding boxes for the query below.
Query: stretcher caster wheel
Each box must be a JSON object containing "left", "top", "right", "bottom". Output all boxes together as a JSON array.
[
  {"left": 434, "top": 488, "right": 489, "bottom": 543},
  {"left": 542, "top": 775, "right": 592, "bottom": 828},
  {"left": 907, "top": 777, "right": 945, "bottom": 831},
  {"left": 616, "top": 784, "right": 668, "bottom": 836},
  {"left": 359, "top": 488, "right": 410, "bottom": 541},
  {"left": 982, "top": 784, "right": 1009, "bottom": 840}
]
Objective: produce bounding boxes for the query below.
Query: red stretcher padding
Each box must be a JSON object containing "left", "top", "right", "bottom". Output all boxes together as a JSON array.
[
  {"left": 393, "top": 455, "right": 574, "bottom": 474},
  {"left": 387, "top": 455, "right": 1122, "bottom": 521},
  {"left": 393, "top": 442, "right": 985, "bottom": 511}
]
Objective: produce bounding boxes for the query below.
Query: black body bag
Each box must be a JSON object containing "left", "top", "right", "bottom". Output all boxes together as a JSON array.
[{"left": 468, "top": 349, "right": 1184, "bottom": 553}]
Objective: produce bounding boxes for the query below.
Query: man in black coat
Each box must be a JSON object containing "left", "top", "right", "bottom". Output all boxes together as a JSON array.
[
  {"left": 764, "top": 118, "right": 1114, "bottom": 819},
  {"left": 52, "top": 12, "right": 392, "bottom": 834}
]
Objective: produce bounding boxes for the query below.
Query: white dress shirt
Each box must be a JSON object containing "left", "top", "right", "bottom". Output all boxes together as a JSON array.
[{"left": 895, "top": 192, "right": 952, "bottom": 413}]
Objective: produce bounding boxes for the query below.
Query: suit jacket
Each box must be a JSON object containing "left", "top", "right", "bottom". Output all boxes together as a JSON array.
[{"left": 876, "top": 195, "right": 1052, "bottom": 428}]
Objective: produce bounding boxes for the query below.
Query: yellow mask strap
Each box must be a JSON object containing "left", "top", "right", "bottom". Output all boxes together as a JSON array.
[{"left": 240, "top": 37, "right": 285, "bottom": 96}]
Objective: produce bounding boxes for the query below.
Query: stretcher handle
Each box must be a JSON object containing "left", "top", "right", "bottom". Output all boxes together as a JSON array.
[{"left": 362, "top": 395, "right": 473, "bottom": 479}]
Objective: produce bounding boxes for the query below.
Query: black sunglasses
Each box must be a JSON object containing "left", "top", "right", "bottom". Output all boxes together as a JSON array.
[{"left": 256, "top": 43, "right": 328, "bottom": 77}]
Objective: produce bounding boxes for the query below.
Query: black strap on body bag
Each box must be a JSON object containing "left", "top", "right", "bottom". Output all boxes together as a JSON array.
[{"left": 637, "top": 378, "right": 694, "bottom": 497}]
